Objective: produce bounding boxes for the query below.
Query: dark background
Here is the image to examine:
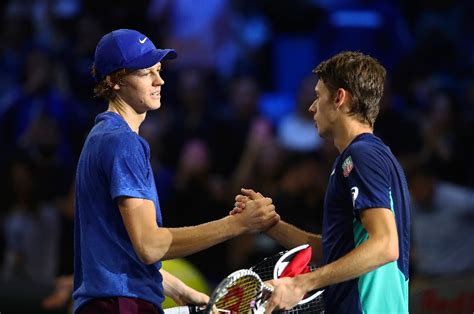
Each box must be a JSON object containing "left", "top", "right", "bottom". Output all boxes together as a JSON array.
[{"left": 0, "top": 0, "right": 473, "bottom": 313}]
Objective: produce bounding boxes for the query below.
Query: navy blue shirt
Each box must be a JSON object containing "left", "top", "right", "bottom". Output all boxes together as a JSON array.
[
  {"left": 322, "top": 133, "right": 410, "bottom": 313},
  {"left": 73, "top": 112, "right": 164, "bottom": 313}
]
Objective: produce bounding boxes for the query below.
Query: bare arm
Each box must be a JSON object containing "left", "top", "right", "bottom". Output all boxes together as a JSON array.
[
  {"left": 119, "top": 197, "right": 278, "bottom": 264},
  {"left": 161, "top": 269, "right": 208, "bottom": 305},
  {"left": 265, "top": 207, "right": 399, "bottom": 312},
  {"left": 266, "top": 220, "right": 322, "bottom": 263},
  {"left": 41, "top": 275, "right": 74, "bottom": 310},
  {"left": 302, "top": 207, "right": 398, "bottom": 287}
]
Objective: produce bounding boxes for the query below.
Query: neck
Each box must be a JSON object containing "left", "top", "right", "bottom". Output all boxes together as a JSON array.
[
  {"left": 333, "top": 118, "right": 373, "bottom": 153},
  {"left": 107, "top": 98, "right": 146, "bottom": 134}
]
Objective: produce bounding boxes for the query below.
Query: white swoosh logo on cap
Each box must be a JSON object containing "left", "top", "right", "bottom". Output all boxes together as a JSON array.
[{"left": 139, "top": 37, "right": 148, "bottom": 44}]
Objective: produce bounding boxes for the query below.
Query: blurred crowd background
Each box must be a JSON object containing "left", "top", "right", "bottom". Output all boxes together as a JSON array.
[{"left": 0, "top": 0, "right": 473, "bottom": 313}]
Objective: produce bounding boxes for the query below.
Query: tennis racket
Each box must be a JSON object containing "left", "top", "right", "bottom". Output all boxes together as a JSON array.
[
  {"left": 163, "top": 269, "right": 271, "bottom": 314},
  {"left": 250, "top": 244, "right": 325, "bottom": 313},
  {"left": 169, "top": 244, "right": 324, "bottom": 313},
  {"left": 203, "top": 268, "right": 273, "bottom": 313}
]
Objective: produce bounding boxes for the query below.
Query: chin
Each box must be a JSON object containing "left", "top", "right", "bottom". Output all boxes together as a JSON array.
[
  {"left": 148, "top": 101, "right": 162, "bottom": 111},
  {"left": 316, "top": 127, "right": 329, "bottom": 139}
]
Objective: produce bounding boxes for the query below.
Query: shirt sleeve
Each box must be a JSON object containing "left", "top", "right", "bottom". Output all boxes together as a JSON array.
[
  {"left": 344, "top": 143, "right": 392, "bottom": 217},
  {"left": 101, "top": 133, "right": 154, "bottom": 201}
]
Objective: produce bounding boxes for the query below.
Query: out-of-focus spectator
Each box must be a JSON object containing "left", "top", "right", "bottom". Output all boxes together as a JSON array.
[
  {"left": 409, "top": 164, "right": 474, "bottom": 278},
  {"left": 274, "top": 157, "right": 325, "bottom": 234},
  {"left": 1, "top": 155, "right": 60, "bottom": 284},
  {"left": 0, "top": 16, "right": 32, "bottom": 119},
  {"left": 375, "top": 79, "right": 421, "bottom": 157},
  {"left": 226, "top": 121, "right": 284, "bottom": 271},
  {"left": 64, "top": 15, "right": 103, "bottom": 110},
  {"left": 315, "top": 0, "right": 413, "bottom": 70},
  {"left": 161, "top": 68, "right": 216, "bottom": 169},
  {"left": 229, "top": 118, "right": 282, "bottom": 197},
  {"left": 148, "top": 0, "right": 241, "bottom": 78},
  {"left": 210, "top": 75, "right": 263, "bottom": 177},
  {"left": 277, "top": 75, "right": 324, "bottom": 153},
  {"left": 457, "top": 81, "right": 474, "bottom": 187},
  {"left": 165, "top": 138, "right": 228, "bottom": 282}
]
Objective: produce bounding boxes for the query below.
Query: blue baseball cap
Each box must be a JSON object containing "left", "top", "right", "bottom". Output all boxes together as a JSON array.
[{"left": 93, "top": 29, "right": 177, "bottom": 81}]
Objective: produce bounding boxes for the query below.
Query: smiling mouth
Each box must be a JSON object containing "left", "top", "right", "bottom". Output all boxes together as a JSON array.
[{"left": 151, "top": 91, "right": 160, "bottom": 96}]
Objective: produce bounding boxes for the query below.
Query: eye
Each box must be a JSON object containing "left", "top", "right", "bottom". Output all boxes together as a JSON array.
[
  {"left": 135, "top": 71, "right": 150, "bottom": 77},
  {"left": 150, "top": 69, "right": 162, "bottom": 76}
]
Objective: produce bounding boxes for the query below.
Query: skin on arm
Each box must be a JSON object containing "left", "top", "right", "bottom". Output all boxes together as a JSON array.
[
  {"left": 118, "top": 196, "right": 279, "bottom": 264},
  {"left": 161, "top": 269, "right": 209, "bottom": 306},
  {"left": 264, "top": 207, "right": 399, "bottom": 312},
  {"left": 265, "top": 220, "right": 323, "bottom": 264},
  {"left": 41, "top": 275, "right": 74, "bottom": 310},
  {"left": 233, "top": 189, "right": 323, "bottom": 263}
]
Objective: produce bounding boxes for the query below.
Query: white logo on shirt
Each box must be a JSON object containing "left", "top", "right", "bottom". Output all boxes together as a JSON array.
[
  {"left": 351, "top": 186, "right": 359, "bottom": 207},
  {"left": 139, "top": 37, "right": 148, "bottom": 44},
  {"left": 330, "top": 168, "right": 335, "bottom": 176}
]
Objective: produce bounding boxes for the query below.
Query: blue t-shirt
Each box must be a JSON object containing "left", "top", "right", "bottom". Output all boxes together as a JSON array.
[
  {"left": 73, "top": 112, "right": 164, "bottom": 313},
  {"left": 322, "top": 133, "right": 410, "bottom": 313}
]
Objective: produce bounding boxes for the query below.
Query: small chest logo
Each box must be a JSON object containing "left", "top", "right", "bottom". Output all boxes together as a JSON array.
[
  {"left": 342, "top": 156, "right": 354, "bottom": 177},
  {"left": 351, "top": 186, "right": 359, "bottom": 207}
]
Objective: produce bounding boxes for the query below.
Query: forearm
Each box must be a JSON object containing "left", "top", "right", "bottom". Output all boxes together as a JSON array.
[
  {"left": 161, "top": 269, "right": 209, "bottom": 306},
  {"left": 297, "top": 236, "right": 397, "bottom": 292},
  {"left": 266, "top": 220, "right": 323, "bottom": 263},
  {"left": 120, "top": 197, "right": 277, "bottom": 265},
  {"left": 149, "top": 215, "right": 246, "bottom": 262},
  {"left": 162, "top": 269, "right": 187, "bottom": 299}
]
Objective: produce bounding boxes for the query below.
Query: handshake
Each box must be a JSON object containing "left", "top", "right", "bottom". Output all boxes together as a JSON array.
[{"left": 229, "top": 188, "right": 280, "bottom": 234}]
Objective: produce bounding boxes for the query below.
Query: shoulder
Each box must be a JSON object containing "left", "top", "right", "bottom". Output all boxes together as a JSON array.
[
  {"left": 344, "top": 140, "right": 375, "bottom": 165},
  {"left": 342, "top": 135, "right": 390, "bottom": 176},
  {"left": 100, "top": 131, "right": 148, "bottom": 166},
  {"left": 103, "top": 130, "right": 140, "bottom": 149},
  {"left": 345, "top": 134, "right": 387, "bottom": 161}
]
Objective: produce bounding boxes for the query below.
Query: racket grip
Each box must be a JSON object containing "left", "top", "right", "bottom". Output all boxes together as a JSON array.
[{"left": 163, "top": 305, "right": 205, "bottom": 314}]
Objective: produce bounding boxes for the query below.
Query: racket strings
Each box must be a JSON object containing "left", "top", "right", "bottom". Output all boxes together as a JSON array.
[
  {"left": 215, "top": 275, "right": 262, "bottom": 312},
  {"left": 251, "top": 253, "right": 283, "bottom": 281}
]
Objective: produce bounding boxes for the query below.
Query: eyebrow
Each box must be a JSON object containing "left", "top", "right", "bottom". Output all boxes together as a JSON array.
[{"left": 140, "top": 63, "right": 162, "bottom": 72}]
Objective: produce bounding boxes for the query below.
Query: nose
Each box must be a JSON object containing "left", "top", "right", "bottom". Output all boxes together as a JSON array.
[
  {"left": 309, "top": 101, "right": 316, "bottom": 113},
  {"left": 153, "top": 72, "right": 164, "bottom": 86}
]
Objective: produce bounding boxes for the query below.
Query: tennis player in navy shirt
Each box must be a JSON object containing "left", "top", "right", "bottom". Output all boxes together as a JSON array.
[
  {"left": 235, "top": 51, "right": 410, "bottom": 313},
  {"left": 73, "top": 29, "right": 279, "bottom": 314}
]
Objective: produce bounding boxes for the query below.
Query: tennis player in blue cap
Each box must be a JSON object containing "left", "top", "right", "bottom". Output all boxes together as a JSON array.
[{"left": 73, "top": 29, "right": 279, "bottom": 314}]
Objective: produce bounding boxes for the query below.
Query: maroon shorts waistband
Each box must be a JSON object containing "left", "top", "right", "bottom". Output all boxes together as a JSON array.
[{"left": 78, "top": 296, "right": 160, "bottom": 314}]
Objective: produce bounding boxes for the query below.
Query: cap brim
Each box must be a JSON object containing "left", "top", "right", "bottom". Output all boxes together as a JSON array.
[{"left": 124, "top": 48, "right": 177, "bottom": 70}]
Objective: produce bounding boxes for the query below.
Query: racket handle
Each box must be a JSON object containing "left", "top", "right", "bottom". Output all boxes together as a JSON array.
[{"left": 163, "top": 305, "right": 205, "bottom": 314}]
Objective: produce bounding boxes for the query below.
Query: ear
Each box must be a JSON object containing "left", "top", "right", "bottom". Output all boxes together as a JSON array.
[
  {"left": 334, "top": 88, "right": 348, "bottom": 111},
  {"left": 106, "top": 76, "right": 121, "bottom": 90}
]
